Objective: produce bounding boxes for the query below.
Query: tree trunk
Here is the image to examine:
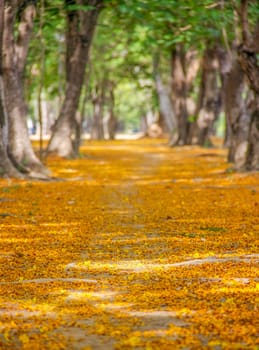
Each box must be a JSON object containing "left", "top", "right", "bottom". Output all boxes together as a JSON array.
[
  {"left": 0, "top": 75, "right": 21, "bottom": 177},
  {"left": 0, "top": 127, "right": 22, "bottom": 178},
  {"left": 0, "top": 0, "right": 14, "bottom": 177},
  {"left": 140, "top": 114, "right": 148, "bottom": 136},
  {"left": 224, "top": 55, "right": 250, "bottom": 168},
  {"left": 91, "top": 85, "right": 105, "bottom": 140},
  {"left": 74, "top": 111, "right": 82, "bottom": 154},
  {"left": 153, "top": 53, "right": 178, "bottom": 145},
  {"left": 237, "top": 44, "right": 259, "bottom": 170},
  {"left": 37, "top": 0, "right": 45, "bottom": 160},
  {"left": 47, "top": 0, "right": 103, "bottom": 157},
  {"left": 193, "top": 47, "right": 221, "bottom": 146},
  {"left": 106, "top": 82, "right": 117, "bottom": 140},
  {"left": 236, "top": 1, "right": 259, "bottom": 170},
  {"left": 171, "top": 46, "right": 200, "bottom": 145},
  {"left": 245, "top": 101, "right": 259, "bottom": 170},
  {"left": 171, "top": 46, "right": 188, "bottom": 145},
  {"left": 2, "top": 0, "right": 49, "bottom": 178},
  {"left": 217, "top": 46, "right": 232, "bottom": 147}
]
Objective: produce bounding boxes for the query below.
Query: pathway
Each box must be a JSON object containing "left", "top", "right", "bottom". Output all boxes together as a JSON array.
[{"left": 0, "top": 139, "right": 258, "bottom": 349}]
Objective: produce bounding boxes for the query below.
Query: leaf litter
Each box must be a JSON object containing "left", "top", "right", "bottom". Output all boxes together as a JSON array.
[{"left": 0, "top": 139, "right": 258, "bottom": 349}]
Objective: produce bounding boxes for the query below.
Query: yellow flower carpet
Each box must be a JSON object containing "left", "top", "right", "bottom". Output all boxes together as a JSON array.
[{"left": 0, "top": 139, "right": 258, "bottom": 349}]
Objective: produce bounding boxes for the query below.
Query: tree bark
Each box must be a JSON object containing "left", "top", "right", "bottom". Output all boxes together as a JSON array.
[
  {"left": 245, "top": 103, "right": 259, "bottom": 170},
  {"left": 153, "top": 53, "right": 178, "bottom": 145},
  {"left": 217, "top": 46, "right": 232, "bottom": 147},
  {"left": 91, "top": 84, "right": 105, "bottom": 140},
  {"left": 0, "top": 1, "right": 22, "bottom": 177},
  {"left": 106, "top": 82, "right": 117, "bottom": 140},
  {"left": 237, "top": 43, "right": 259, "bottom": 170},
  {"left": 171, "top": 46, "right": 188, "bottom": 145},
  {"left": 37, "top": 0, "right": 45, "bottom": 160},
  {"left": 74, "top": 111, "right": 82, "bottom": 154},
  {"left": 47, "top": 0, "right": 103, "bottom": 157},
  {"left": 193, "top": 47, "right": 221, "bottom": 146},
  {"left": 16, "top": 1, "right": 36, "bottom": 78},
  {"left": 224, "top": 55, "right": 250, "bottom": 168},
  {"left": 2, "top": 0, "right": 49, "bottom": 178},
  {"left": 170, "top": 46, "right": 200, "bottom": 145},
  {"left": 236, "top": 0, "right": 259, "bottom": 170}
]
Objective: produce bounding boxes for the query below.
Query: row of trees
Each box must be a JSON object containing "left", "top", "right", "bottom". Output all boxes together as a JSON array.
[
  {"left": 0, "top": 0, "right": 103, "bottom": 178},
  {"left": 0, "top": 0, "right": 258, "bottom": 179}
]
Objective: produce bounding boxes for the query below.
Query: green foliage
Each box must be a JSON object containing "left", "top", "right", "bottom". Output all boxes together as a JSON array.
[
  {"left": 26, "top": 0, "right": 65, "bottom": 98},
  {"left": 65, "top": 4, "right": 97, "bottom": 12},
  {"left": 23, "top": 0, "right": 259, "bottom": 132},
  {"left": 114, "top": 81, "right": 152, "bottom": 131}
]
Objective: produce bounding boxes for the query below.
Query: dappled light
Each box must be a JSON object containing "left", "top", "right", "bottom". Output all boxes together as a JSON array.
[{"left": 0, "top": 139, "right": 258, "bottom": 349}]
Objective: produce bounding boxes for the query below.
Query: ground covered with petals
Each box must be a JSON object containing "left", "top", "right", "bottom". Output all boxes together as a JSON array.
[{"left": 0, "top": 139, "right": 258, "bottom": 349}]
